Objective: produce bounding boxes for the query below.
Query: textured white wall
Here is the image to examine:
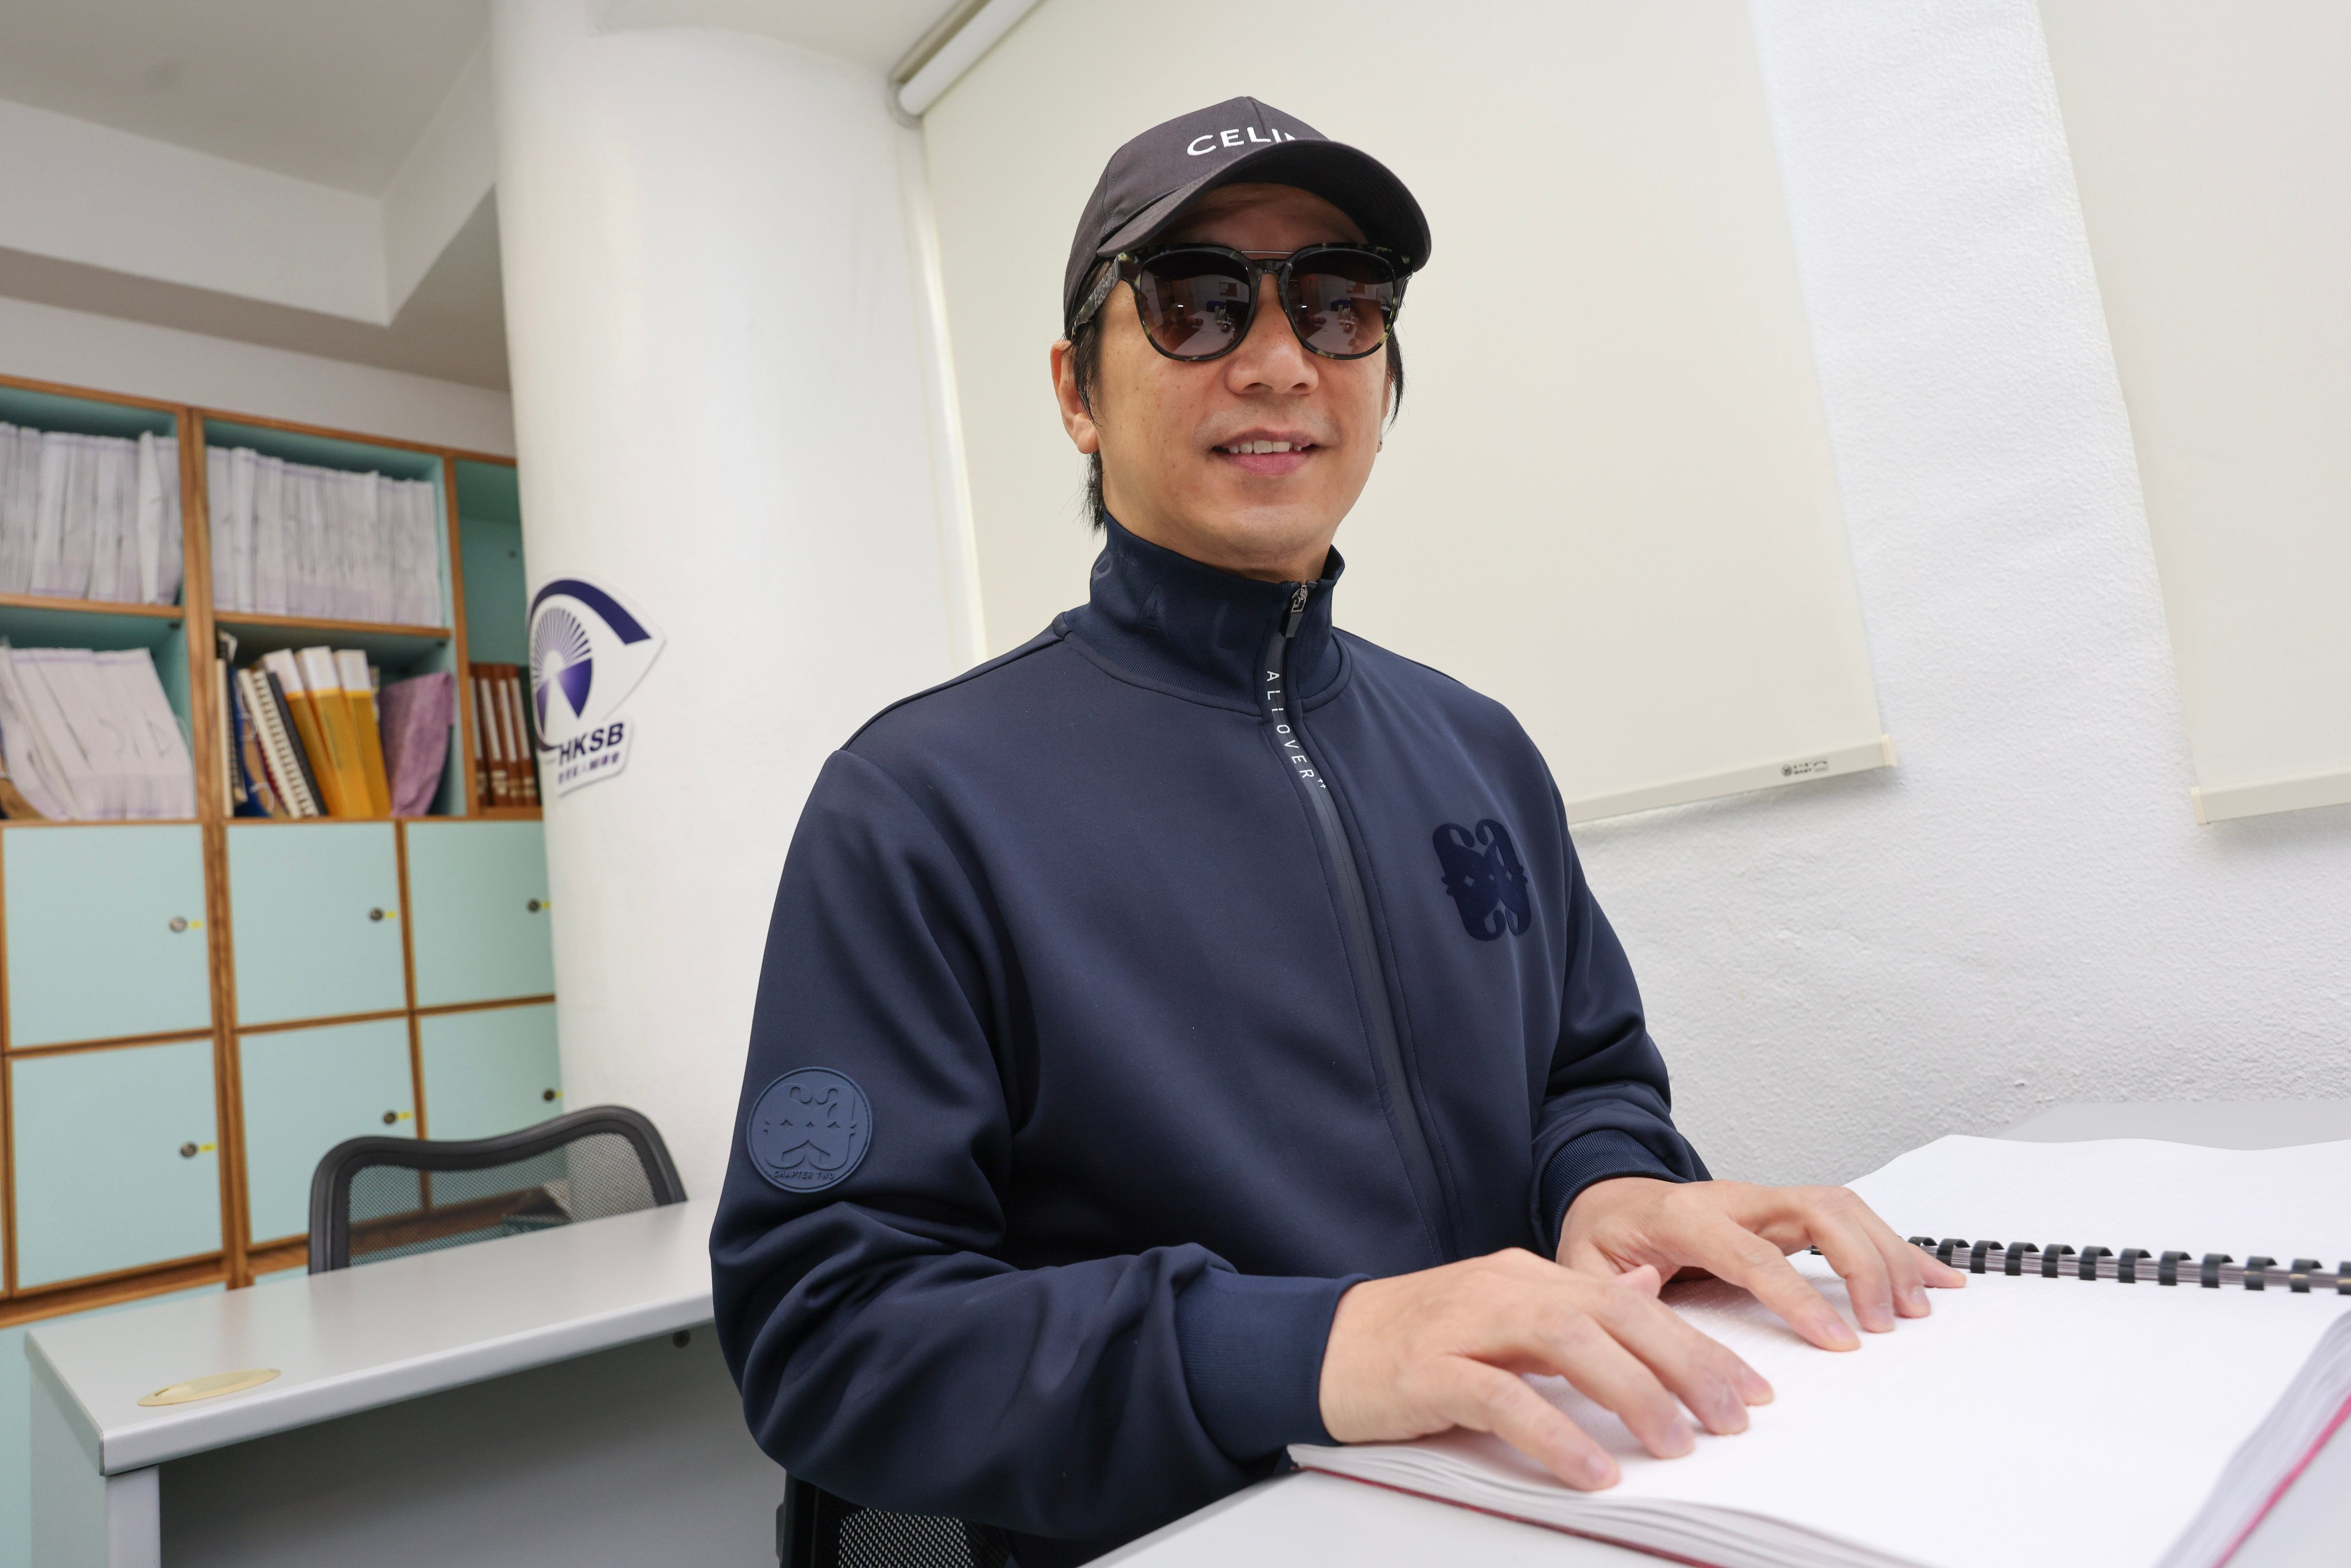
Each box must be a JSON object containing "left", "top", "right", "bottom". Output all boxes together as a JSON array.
[{"left": 1572, "top": 0, "right": 2351, "bottom": 1187}]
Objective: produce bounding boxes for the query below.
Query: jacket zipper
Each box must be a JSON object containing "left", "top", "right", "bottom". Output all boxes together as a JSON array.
[{"left": 1262, "top": 584, "right": 1457, "bottom": 1262}]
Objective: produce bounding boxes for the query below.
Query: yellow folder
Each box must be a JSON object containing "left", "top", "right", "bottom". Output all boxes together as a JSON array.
[
  {"left": 294, "top": 647, "right": 373, "bottom": 819},
  {"left": 335, "top": 650, "right": 393, "bottom": 817}
]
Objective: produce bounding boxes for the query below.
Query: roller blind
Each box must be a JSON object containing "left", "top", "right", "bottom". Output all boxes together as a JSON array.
[
  {"left": 922, "top": 0, "right": 1890, "bottom": 822},
  {"left": 2042, "top": 1, "right": 2351, "bottom": 824}
]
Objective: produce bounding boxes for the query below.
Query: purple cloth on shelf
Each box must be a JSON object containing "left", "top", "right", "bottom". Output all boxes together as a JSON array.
[{"left": 378, "top": 671, "right": 455, "bottom": 816}]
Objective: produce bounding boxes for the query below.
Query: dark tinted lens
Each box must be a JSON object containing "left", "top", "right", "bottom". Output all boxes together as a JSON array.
[
  {"left": 1133, "top": 251, "right": 1254, "bottom": 359},
  {"left": 1286, "top": 250, "right": 1396, "bottom": 359}
]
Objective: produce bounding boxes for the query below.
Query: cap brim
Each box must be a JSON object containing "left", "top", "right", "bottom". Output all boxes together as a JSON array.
[{"left": 1097, "top": 139, "right": 1430, "bottom": 274}]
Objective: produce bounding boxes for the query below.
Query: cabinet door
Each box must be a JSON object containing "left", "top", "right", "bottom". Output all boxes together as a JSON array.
[
  {"left": 239, "top": 1017, "right": 415, "bottom": 1245},
  {"left": 418, "top": 1003, "right": 561, "bottom": 1142},
  {"left": 226, "top": 823, "right": 407, "bottom": 1027},
  {"left": 404, "top": 822, "right": 554, "bottom": 1008},
  {"left": 3, "top": 825, "right": 212, "bottom": 1047},
  {"left": 10, "top": 1038, "right": 222, "bottom": 1287}
]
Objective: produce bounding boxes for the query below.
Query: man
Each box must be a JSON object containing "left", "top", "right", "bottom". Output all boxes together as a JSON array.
[{"left": 712, "top": 98, "right": 1960, "bottom": 1566}]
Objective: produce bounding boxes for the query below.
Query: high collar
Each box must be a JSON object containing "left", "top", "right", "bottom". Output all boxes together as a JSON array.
[{"left": 1062, "top": 514, "right": 1346, "bottom": 708}]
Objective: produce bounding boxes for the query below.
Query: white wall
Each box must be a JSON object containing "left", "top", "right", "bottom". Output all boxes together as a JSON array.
[
  {"left": 1573, "top": 0, "right": 2351, "bottom": 1188},
  {"left": 0, "top": 292, "right": 514, "bottom": 454}
]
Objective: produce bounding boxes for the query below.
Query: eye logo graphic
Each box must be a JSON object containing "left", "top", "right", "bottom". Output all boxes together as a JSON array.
[
  {"left": 526, "top": 577, "right": 664, "bottom": 796},
  {"left": 1432, "top": 818, "right": 1533, "bottom": 941},
  {"left": 747, "top": 1069, "right": 872, "bottom": 1193}
]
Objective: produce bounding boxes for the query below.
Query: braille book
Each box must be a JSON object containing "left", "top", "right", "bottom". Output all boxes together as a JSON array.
[{"left": 1294, "top": 1135, "right": 2351, "bottom": 1568}]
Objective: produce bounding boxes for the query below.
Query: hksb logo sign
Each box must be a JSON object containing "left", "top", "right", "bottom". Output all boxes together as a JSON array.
[{"left": 526, "top": 576, "right": 664, "bottom": 797}]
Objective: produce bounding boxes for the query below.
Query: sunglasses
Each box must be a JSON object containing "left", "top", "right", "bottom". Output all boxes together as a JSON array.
[{"left": 1070, "top": 243, "right": 1406, "bottom": 362}]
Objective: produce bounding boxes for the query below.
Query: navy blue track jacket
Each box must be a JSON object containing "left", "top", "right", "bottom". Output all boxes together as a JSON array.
[{"left": 711, "top": 517, "right": 1708, "bottom": 1565}]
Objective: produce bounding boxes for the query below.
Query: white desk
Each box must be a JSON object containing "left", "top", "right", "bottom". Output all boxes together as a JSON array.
[
  {"left": 27, "top": 1196, "right": 782, "bottom": 1567},
  {"left": 1101, "top": 1103, "right": 2351, "bottom": 1567}
]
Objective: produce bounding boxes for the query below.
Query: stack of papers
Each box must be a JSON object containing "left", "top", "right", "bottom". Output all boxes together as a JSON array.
[
  {"left": 1294, "top": 1136, "right": 2351, "bottom": 1568},
  {"left": 0, "top": 425, "right": 184, "bottom": 606},
  {"left": 204, "top": 446, "right": 442, "bottom": 625},
  {"left": 0, "top": 643, "right": 196, "bottom": 819}
]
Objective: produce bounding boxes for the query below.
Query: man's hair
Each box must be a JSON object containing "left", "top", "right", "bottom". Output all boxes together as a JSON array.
[{"left": 1065, "top": 304, "right": 1405, "bottom": 530}]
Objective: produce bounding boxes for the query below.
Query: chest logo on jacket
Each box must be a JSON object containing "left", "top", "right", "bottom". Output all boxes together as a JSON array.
[
  {"left": 1432, "top": 820, "right": 1532, "bottom": 940},
  {"left": 747, "top": 1069, "right": 872, "bottom": 1192}
]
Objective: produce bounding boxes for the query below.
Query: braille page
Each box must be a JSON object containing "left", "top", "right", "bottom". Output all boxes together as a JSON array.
[{"left": 1294, "top": 1136, "right": 2351, "bottom": 1568}]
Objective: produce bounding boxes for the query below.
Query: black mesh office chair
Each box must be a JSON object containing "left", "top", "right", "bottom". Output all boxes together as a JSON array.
[
  {"left": 307, "top": 1104, "right": 686, "bottom": 1273},
  {"left": 777, "top": 1476, "right": 1009, "bottom": 1568}
]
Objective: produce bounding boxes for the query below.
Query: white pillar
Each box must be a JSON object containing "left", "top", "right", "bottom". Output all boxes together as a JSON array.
[{"left": 490, "top": 0, "right": 980, "bottom": 1198}]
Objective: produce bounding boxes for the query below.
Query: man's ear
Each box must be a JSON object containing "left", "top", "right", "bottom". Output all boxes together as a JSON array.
[{"left": 1050, "top": 338, "right": 1101, "bottom": 456}]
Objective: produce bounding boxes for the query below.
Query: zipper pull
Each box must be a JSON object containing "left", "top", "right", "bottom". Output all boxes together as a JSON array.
[{"left": 1282, "top": 583, "right": 1310, "bottom": 639}]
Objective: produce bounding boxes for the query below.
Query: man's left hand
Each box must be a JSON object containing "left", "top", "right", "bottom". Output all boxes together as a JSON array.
[{"left": 1558, "top": 1178, "right": 1966, "bottom": 1350}]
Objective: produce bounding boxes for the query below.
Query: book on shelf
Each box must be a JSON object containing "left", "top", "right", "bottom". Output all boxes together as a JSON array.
[
  {"left": 377, "top": 670, "right": 453, "bottom": 816},
  {"left": 339, "top": 649, "right": 394, "bottom": 816},
  {"left": 1291, "top": 1134, "right": 2351, "bottom": 1568},
  {"left": 223, "top": 653, "right": 454, "bottom": 821},
  {"left": 0, "top": 424, "right": 184, "bottom": 606},
  {"left": 0, "top": 641, "right": 195, "bottom": 818},
  {"left": 470, "top": 661, "right": 539, "bottom": 809},
  {"left": 204, "top": 446, "right": 440, "bottom": 624}
]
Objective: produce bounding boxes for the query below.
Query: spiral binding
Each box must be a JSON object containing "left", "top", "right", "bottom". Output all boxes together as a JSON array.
[{"left": 1879, "top": 1237, "right": 2351, "bottom": 1293}]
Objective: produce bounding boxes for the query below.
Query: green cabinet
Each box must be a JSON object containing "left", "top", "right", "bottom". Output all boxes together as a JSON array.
[
  {"left": 238, "top": 1018, "right": 414, "bottom": 1245},
  {"left": 405, "top": 821, "right": 554, "bottom": 1007},
  {"left": 418, "top": 1003, "right": 560, "bottom": 1142},
  {"left": 226, "top": 824, "right": 407, "bottom": 1027},
  {"left": 3, "top": 825, "right": 211, "bottom": 1048},
  {"left": 9, "top": 1038, "right": 221, "bottom": 1288}
]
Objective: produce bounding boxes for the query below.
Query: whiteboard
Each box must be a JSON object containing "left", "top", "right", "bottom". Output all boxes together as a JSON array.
[
  {"left": 2042, "top": 1, "right": 2351, "bottom": 823},
  {"left": 922, "top": 0, "right": 1888, "bottom": 822}
]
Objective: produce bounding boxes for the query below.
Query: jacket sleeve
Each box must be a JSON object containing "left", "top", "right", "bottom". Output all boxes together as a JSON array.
[
  {"left": 1527, "top": 786, "right": 1710, "bottom": 1254},
  {"left": 709, "top": 750, "right": 1347, "bottom": 1547}
]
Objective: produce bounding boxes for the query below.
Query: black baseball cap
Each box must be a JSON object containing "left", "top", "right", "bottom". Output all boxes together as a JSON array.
[{"left": 1062, "top": 96, "right": 1431, "bottom": 334}]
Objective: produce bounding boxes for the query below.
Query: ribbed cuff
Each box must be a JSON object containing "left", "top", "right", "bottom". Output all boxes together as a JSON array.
[
  {"left": 1539, "top": 1128, "right": 1687, "bottom": 1257},
  {"left": 1173, "top": 1268, "right": 1362, "bottom": 1461}
]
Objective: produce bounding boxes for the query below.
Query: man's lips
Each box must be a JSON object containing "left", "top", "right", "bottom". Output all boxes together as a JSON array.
[{"left": 1212, "top": 435, "right": 1318, "bottom": 478}]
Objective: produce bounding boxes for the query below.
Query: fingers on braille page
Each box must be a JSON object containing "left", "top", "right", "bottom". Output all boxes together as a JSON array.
[
  {"left": 1808, "top": 1214, "right": 1899, "bottom": 1333},
  {"left": 1440, "top": 1361, "right": 1620, "bottom": 1490},
  {"left": 1588, "top": 1284, "right": 1769, "bottom": 1432},
  {"left": 1702, "top": 1216, "right": 1860, "bottom": 1351},
  {"left": 1531, "top": 1324, "right": 1693, "bottom": 1461}
]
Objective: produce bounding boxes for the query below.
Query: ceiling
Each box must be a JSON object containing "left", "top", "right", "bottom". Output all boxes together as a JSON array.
[
  {"left": 0, "top": 0, "right": 959, "bottom": 389},
  {"left": 0, "top": 0, "right": 491, "bottom": 195}
]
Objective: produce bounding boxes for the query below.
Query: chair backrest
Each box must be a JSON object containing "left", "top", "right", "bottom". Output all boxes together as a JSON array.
[
  {"left": 307, "top": 1104, "right": 686, "bottom": 1274},
  {"left": 778, "top": 1476, "right": 1009, "bottom": 1568}
]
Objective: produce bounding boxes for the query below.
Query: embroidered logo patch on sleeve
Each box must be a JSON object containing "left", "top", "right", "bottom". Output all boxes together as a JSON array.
[{"left": 747, "top": 1068, "right": 872, "bottom": 1193}]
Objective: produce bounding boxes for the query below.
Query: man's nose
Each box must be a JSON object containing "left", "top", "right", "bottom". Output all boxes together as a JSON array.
[{"left": 1228, "top": 272, "right": 1314, "bottom": 385}]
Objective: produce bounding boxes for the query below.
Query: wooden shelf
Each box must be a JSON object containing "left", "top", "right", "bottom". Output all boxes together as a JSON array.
[
  {"left": 213, "top": 611, "right": 454, "bottom": 666},
  {"left": 0, "top": 592, "right": 183, "bottom": 620},
  {"left": 212, "top": 611, "right": 451, "bottom": 639},
  {"left": 0, "top": 593, "right": 188, "bottom": 654}
]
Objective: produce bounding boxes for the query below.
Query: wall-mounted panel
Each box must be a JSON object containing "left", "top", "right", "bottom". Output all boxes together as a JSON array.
[{"left": 2042, "top": 1, "right": 2351, "bottom": 822}]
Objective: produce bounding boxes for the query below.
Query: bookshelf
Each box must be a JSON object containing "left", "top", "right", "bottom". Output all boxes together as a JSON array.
[{"left": 0, "top": 371, "right": 560, "bottom": 1325}]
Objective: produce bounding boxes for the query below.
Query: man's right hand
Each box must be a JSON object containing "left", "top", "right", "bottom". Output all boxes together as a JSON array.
[{"left": 1317, "top": 1249, "right": 1774, "bottom": 1489}]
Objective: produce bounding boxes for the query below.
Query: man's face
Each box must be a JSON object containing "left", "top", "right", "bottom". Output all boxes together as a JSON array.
[{"left": 1052, "top": 183, "right": 1391, "bottom": 583}]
